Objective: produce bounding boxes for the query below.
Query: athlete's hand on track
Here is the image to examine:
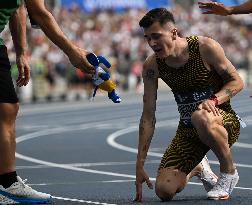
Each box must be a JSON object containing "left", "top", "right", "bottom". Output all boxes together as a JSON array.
[
  {"left": 16, "top": 53, "right": 30, "bottom": 87},
  {"left": 198, "top": 99, "right": 220, "bottom": 116},
  {"left": 134, "top": 167, "right": 153, "bottom": 202}
]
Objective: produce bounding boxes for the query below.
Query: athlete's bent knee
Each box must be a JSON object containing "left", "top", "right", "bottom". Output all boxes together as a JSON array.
[
  {"left": 155, "top": 169, "right": 186, "bottom": 201},
  {"left": 155, "top": 179, "right": 175, "bottom": 201}
]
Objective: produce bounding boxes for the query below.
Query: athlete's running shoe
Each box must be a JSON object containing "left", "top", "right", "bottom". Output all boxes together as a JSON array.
[
  {"left": 197, "top": 156, "right": 218, "bottom": 192},
  {"left": 207, "top": 169, "right": 239, "bottom": 200},
  {"left": 0, "top": 193, "right": 18, "bottom": 204},
  {"left": 0, "top": 176, "right": 52, "bottom": 204}
]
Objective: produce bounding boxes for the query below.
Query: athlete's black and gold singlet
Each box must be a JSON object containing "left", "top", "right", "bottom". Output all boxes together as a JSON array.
[{"left": 156, "top": 36, "right": 240, "bottom": 174}]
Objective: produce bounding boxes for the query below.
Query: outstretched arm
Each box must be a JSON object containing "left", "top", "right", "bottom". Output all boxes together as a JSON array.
[
  {"left": 199, "top": 37, "right": 244, "bottom": 107},
  {"left": 134, "top": 55, "right": 158, "bottom": 202},
  {"left": 9, "top": 0, "right": 30, "bottom": 87},
  {"left": 199, "top": 0, "right": 252, "bottom": 15},
  {"left": 24, "top": 0, "right": 95, "bottom": 74}
]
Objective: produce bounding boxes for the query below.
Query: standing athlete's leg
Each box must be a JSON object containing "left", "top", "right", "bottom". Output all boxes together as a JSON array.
[
  {"left": 0, "top": 102, "right": 52, "bottom": 204},
  {"left": 0, "top": 45, "right": 52, "bottom": 203},
  {"left": 0, "top": 45, "right": 21, "bottom": 189},
  {"left": 0, "top": 103, "right": 19, "bottom": 175}
]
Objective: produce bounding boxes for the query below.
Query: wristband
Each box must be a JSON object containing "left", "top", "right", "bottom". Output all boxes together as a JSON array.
[{"left": 208, "top": 94, "right": 218, "bottom": 106}]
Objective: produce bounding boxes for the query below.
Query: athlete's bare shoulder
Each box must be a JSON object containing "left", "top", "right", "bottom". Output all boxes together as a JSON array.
[
  {"left": 198, "top": 36, "right": 226, "bottom": 65},
  {"left": 198, "top": 36, "right": 223, "bottom": 56},
  {"left": 143, "top": 54, "right": 159, "bottom": 78},
  {"left": 144, "top": 54, "right": 157, "bottom": 67}
]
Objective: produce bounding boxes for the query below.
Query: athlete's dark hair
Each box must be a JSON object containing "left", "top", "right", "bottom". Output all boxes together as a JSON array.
[{"left": 139, "top": 8, "right": 175, "bottom": 28}]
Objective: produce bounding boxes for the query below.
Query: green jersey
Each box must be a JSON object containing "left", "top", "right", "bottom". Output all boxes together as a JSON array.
[{"left": 0, "top": 0, "right": 21, "bottom": 45}]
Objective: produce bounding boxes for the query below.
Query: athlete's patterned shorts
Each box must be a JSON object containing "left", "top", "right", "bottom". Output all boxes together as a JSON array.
[{"left": 159, "top": 109, "right": 240, "bottom": 175}]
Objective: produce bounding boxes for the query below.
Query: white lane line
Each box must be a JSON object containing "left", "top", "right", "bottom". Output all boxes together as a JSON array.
[
  {"left": 17, "top": 160, "right": 160, "bottom": 170},
  {"left": 52, "top": 196, "right": 117, "bottom": 205},
  {"left": 29, "top": 179, "right": 137, "bottom": 186},
  {"left": 235, "top": 142, "right": 252, "bottom": 149},
  {"left": 207, "top": 159, "right": 252, "bottom": 168}
]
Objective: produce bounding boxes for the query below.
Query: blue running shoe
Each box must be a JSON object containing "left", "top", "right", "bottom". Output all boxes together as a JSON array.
[
  {"left": 0, "top": 193, "right": 18, "bottom": 204},
  {"left": 0, "top": 176, "right": 52, "bottom": 204}
]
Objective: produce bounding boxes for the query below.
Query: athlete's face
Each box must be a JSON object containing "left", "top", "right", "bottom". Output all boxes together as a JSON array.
[{"left": 143, "top": 22, "right": 176, "bottom": 58}]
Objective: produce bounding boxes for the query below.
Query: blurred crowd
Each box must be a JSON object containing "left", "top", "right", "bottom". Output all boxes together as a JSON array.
[{"left": 1, "top": 2, "right": 252, "bottom": 103}]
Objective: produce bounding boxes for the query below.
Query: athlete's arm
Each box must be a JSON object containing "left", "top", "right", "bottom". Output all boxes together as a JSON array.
[
  {"left": 229, "top": 0, "right": 252, "bottom": 14},
  {"left": 134, "top": 55, "right": 158, "bottom": 202},
  {"left": 24, "top": 0, "right": 95, "bottom": 75},
  {"left": 9, "top": 0, "right": 30, "bottom": 87},
  {"left": 199, "top": 36, "right": 244, "bottom": 105},
  {"left": 199, "top": 0, "right": 252, "bottom": 15},
  {"left": 136, "top": 55, "right": 158, "bottom": 169},
  {"left": 9, "top": 1, "right": 26, "bottom": 57}
]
